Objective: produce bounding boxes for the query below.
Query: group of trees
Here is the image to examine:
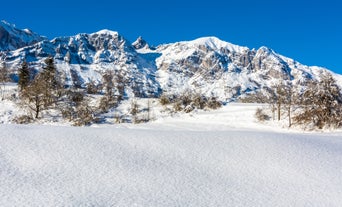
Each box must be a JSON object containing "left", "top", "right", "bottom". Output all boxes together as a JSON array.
[
  {"left": 251, "top": 73, "right": 342, "bottom": 129},
  {"left": 18, "top": 57, "right": 64, "bottom": 119},
  {"left": 160, "top": 90, "right": 222, "bottom": 113},
  {"left": 294, "top": 74, "right": 342, "bottom": 129},
  {"left": 98, "top": 70, "right": 125, "bottom": 113},
  {"left": 17, "top": 58, "right": 102, "bottom": 125},
  {"left": 15, "top": 58, "right": 139, "bottom": 125}
]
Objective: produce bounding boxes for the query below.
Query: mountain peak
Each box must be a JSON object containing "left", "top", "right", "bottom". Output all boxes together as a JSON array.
[
  {"left": 0, "top": 20, "right": 46, "bottom": 51},
  {"left": 188, "top": 36, "right": 249, "bottom": 53},
  {"left": 92, "top": 29, "right": 119, "bottom": 36},
  {"left": 132, "top": 36, "right": 149, "bottom": 50},
  {"left": 0, "top": 20, "right": 15, "bottom": 28},
  {"left": 258, "top": 46, "right": 273, "bottom": 52}
]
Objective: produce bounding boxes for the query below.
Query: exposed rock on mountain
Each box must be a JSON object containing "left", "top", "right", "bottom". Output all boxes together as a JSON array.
[{"left": 132, "top": 36, "right": 148, "bottom": 50}]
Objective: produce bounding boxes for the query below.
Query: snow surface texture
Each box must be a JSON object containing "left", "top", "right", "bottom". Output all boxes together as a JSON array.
[{"left": 1, "top": 104, "right": 342, "bottom": 206}]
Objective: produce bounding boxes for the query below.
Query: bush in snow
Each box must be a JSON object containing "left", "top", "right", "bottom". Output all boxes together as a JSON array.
[
  {"left": 13, "top": 115, "right": 33, "bottom": 124},
  {"left": 159, "top": 94, "right": 171, "bottom": 105},
  {"left": 206, "top": 96, "right": 222, "bottom": 110},
  {"left": 73, "top": 104, "right": 95, "bottom": 126},
  {"left": 86, "top": 80, "right": 101, "bottom": 94},
  {"left": 255, "top": 108, "right": 270, "bottom": 122},
  {"left": 173, "top": 101, "right": 183, "bottom": 112}
]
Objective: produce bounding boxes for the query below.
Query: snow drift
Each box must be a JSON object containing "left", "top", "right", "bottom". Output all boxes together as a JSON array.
[{"left": 0, "top": 104, "right": 341, "bottom": 206}]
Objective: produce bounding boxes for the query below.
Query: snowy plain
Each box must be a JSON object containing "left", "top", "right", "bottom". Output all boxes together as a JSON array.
[{"left": 0, "top": 104, "right": 342, "bottom": 206}]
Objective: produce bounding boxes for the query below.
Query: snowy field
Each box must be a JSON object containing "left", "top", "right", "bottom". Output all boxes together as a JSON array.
[{"left": 1, "top": 104, "right": 342, "bottom": 206}]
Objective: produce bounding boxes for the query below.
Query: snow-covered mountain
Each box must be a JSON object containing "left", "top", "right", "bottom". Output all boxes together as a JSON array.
[
  {"left": 152, "top": 36, "right": 340, "bottom": 100},
  {"left": 5, "top": 29, "right": 160, "bottom": 97},
  {"left": 2, "top": 21, "right": 341, "bottom": 100},
  {"left": 0, "top": 20, "right": 46, "bottom": 51}
]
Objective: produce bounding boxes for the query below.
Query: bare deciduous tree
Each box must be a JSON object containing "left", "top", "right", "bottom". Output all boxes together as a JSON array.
[
  {"left": 130, "top": 99, "right": 139, "bottom": 123},
  {"left": 99, "top": 70, "right": 125, "bottom": 112},
  {"left": 20, "top": 74, "right": 47, "bottom": 119},
  {"left": 294, "top": 73, "right": 342, "bottom": 129}
]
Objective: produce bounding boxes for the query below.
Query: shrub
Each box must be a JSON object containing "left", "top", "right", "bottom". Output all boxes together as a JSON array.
[
  {"left": 13, "top": 115, "right": 33, "bottom": 124},
  {"left": 86, "top": 81, "right": 101, "bottom": 94},
  {"left": 73, "top": 105, "right": 95, "bottom": 126},
  {"left": 184, "top": 104, "right": 195, "bottom": 113},
  {"left": 207, "top": 96, "right": 222, "bottom": 109},
  {"left": 160, "top": 94, "right": 171, "bottom": 105},
  {"left": 192, "top": 94, "right": 207, "bottom": 109},
  {"left": 173, "top": 101, "right": 183, "bottom": 112},
  {"left": 255, "top": 108, "right": 270, "bottom": 122}
]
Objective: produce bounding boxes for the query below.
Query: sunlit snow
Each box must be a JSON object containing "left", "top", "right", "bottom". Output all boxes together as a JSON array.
[{"left": 1, "top": 104, "right": 341, "bottom": 206}]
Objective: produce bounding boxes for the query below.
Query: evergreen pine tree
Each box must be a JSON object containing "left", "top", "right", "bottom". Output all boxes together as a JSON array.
[
  {"left": 18, "top": 61, "right": 30, "bottom": 91},
  {"left": 0, "top": 61, "right": 9, "bottom": 99},
  {"left": 42, "top": 56, "right": 60, "bottom": 92},
  {"left": 40, "top": 57, "right": 63, "bottom": 105}
]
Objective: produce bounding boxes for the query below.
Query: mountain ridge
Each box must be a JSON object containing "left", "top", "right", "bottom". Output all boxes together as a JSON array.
[{"left": 1, "top": 21, "right": 341, "bottom": 101}]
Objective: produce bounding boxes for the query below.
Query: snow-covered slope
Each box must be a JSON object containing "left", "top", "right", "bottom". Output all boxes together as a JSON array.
[
  {"left": 0, "top": 20, "right": 46, "bottom": 51},
  {"left": 1, "top": 104, "right": 342, "bottom": 206}
]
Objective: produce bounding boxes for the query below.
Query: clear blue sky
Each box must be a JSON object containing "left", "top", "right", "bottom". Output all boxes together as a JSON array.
[{"left": 3, "top": 0, "right": 342, "bottom": 74}]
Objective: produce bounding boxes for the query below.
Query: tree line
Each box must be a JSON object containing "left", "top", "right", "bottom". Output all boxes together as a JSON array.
[
  {"left": 12, "top": 57, "right": 163, "bottom": 125},
  {"left": 2, "top": 56, "right": 341, "bottom": 129}
]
